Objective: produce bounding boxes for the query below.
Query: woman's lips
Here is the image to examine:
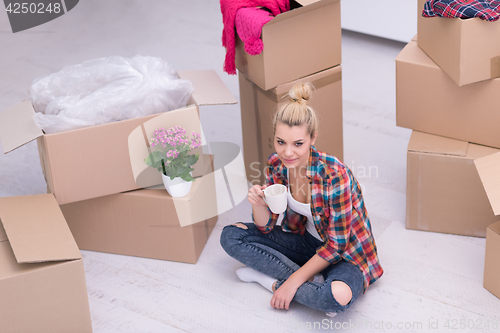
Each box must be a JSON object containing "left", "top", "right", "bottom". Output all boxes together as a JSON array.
[{"left": 284, "top": 158, "right": 297, "bottom": 163}]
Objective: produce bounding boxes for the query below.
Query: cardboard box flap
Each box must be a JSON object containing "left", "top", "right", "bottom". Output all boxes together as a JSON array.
[
  {"left": 0, "top": 194, "right": 81, "bottom": 263},
  {"left": 395, "top": 41, "right": 437, "bottom": 69},
  {"left": 0, "top": 220, "right": 7, "bottom": 242},
  {"left": 408, "top": 131, "right": 468, "bottom": 157},
  {"left": 266, "top": 0, "right": 338, "bottom": 26},
  {"left": 177, "top": 70, "right": 237, "bottom": 106},
  {"left": 489, "top": 220, "right": 500, "bottom": 234},
  {"left": 474, "top": 152, "right": 500, "bottom": 216},
  {"left": 0, "top": 100, "right": 43, "bottom": 154}
]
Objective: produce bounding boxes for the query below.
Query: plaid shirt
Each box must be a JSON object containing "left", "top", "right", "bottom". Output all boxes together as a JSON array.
[
  {"left": 254, "top": 146, "right": 383, "bottom": 293},
  {"left": 423, "top": 0, "right": 500, "bottom": 21}
]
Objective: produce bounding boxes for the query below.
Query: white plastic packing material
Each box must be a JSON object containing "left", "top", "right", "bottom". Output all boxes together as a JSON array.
[{"left": 30, "top": 55, "right": 194, "bottom": 134}]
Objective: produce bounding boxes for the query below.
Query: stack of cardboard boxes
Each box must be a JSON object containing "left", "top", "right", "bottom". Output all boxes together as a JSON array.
[
  {"left": 236, "top": 0, "right": 343, "bottom": 185},
  {"left": 396, "top": 0, "right": 500, "bottom": 300},
  {"left": 0, "top": 70, "right": 237, "bottom": 331}
]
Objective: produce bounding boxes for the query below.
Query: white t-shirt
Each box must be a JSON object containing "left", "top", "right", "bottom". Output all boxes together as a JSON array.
[{"left": 287, "top": 172, "right": 323, "bottom": 241}]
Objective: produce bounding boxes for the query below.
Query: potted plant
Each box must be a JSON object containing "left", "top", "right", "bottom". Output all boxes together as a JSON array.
[{"left": 144, "top": 126, "right": 202, "bottom": 197}]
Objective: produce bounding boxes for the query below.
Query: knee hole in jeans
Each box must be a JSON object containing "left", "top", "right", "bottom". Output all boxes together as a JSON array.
[
  {"left": 233, "top": 223, "right": 248, "bottom": 229},
  {"left": 331, "top": 280, "right": 352, "bottom": 306}
]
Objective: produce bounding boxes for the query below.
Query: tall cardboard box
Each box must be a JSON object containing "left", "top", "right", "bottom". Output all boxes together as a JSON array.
[
  {"left": 474, "top": 152, "right": 500, "bottom": 298},
  {"left": 396, "top": 40, "right": 500, "bottom": 149},
  {"left": 406, "top": 131, "right": 500, "bottom": 237},
  {"left": 0, "top": 194, "right": 92, "bottom": 333},
  {"left": 235, "top": 0, "right": 341, "bottom": 90},
  {"left": 239, "top": 65, "right": 343, "bottom": 185},
  {"left": 417, "top": 0, "right": 500, "bottom": 86},
  {"left": 60, "top": 155, "right": 218, "bottom": 264},
  {"left": 0, "top": 70, "right": 237, "bottom": 205}
]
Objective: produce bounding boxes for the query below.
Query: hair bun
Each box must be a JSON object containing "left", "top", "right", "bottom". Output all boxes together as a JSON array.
[{"left": 288, "top": 82, "right": 313, "bottom": 103}]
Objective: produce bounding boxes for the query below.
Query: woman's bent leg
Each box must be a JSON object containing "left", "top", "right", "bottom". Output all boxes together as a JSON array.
[
  {"left": 274, "top": 260, "right": 365, "bottom": 313},
  {"left": 220, "top": 223, "right": 317, "bottom": 281}
]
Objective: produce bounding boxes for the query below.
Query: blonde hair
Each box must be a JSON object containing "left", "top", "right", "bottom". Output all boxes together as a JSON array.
[{"left": 273, "top": 82, "right": 318, "bottom": 138}]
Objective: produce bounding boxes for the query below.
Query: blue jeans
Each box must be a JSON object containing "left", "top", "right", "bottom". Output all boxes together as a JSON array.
[{"left": 220, "top": 222, "right": 364, "bottom": 313}]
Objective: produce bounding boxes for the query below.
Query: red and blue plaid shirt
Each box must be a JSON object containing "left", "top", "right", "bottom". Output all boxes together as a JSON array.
[
  {"left": 254, "top": 146, "right": 383, "bottom": 293},
  {"left": 423, "top": 0, "right": 500, "bottom": 21}
]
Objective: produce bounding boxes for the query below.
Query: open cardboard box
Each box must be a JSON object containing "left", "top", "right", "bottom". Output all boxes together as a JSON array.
[
  {"left": 474, "top": 153, "right": 500, "bottom": 299},
  {"left": 406, "top": 131, "right": 499, "bottom": 237},
  {"left": 417, "top": 0, "right": 500, "bottom": 86},
  {"left": 0, "top": 194, "right": 92, "bottom": 333},
  {"left": 235, "top": 0, "right": 341, "bottom": 90},
  {"left": 0, "top": 70, "right": 237, "bottom": 205},
  {"left": 396, "top": 39, "right": 500, "bottom": 149},
  {"left": 60, "top": 154, "right": 218, "bottom": 264},
  {"left": 239, "top": 65, "right": 343, "bottom": 185}
]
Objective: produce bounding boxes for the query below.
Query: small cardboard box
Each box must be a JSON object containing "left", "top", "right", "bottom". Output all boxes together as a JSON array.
[
  {"left": 0, "top": 70, "right": 237, "bottom": 205},
  {"left": 0, "top": 194, "right": 92, "bottom": 333},
  {"left": 396, "top": 39, "right": 500, "bottom": 149},
  {"left": 235, "top": 0, "right": 341, "bottom": 91},
  {"left": 417, "top": 0, "right": 500, "bottom": 86},
  {"left": 474, "top": 152, "right": 500, "bottom": 298},
  {"left": 60, "top": 154, "right": 218, "bottom": 264},
  {"left": 239, "top": 65, "right": 343, "bottom": 185},
  {"left": 406, "top": 131, "right": 500, "bottom": 237}
]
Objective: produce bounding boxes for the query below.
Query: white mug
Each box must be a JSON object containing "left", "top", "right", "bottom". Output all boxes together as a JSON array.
[{"left": 263, "top": 184, "right": 287, "bottom": 214}]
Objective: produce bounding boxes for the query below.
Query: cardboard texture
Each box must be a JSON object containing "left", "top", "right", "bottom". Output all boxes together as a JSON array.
[
  {"left": 0, "top": 70, "right": 237, "bottom": 205},
  {"left": 0, "top": 194, "right": 92, "bottom": 333},
  {"left": 483, "top": 220, "right": 500, "bottom": 299},
  {"left": 60, "top": 154, "right": 218, "bottom": 263},
  {"left": 239, "top": 65, "right": 343, "bottom": 185},
  {"left": 396, "top": 40, "right": 500, "bottom": 149},
  {"left": 235, "top": 0, "right": 341, "bottom": 90},
  {"left": 417, "top": 0, "right": 500, "bottom": 86},
  {"left": 406, "top": 131, "right": 500, "bottom": 237}
]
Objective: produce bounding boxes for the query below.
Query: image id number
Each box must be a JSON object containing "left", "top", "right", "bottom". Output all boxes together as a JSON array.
[{"left": 6, "top": 2, "right": 61, "bottom": 14}]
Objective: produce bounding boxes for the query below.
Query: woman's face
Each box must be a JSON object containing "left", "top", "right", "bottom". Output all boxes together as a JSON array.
[{"left": 274, "top": 122, "right": 317, "bottom": 171}]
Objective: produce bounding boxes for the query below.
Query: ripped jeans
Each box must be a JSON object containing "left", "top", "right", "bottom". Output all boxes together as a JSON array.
[{"left": 220, "top": 222, "right": 364, "bottom": 313}]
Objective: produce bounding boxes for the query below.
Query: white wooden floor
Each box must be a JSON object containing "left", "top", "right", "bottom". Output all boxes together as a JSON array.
[{"left": 1, "top": 1, "right": 499, "bottom": 332}]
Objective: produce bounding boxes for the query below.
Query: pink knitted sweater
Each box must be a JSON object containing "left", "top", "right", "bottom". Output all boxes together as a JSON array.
[{"left": 220, "top": 0, "right": 290, "bottom": 75}]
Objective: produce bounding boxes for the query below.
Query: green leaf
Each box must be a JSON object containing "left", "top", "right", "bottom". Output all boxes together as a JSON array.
[
  {"left": 180, "top": 172, "right": 195, "bottom": 182},
  {"left": 145, "top": 151, "right": 166, "bottom": 169},
  {"left": 185, "top": 153, "right": 199, "bottom": 166}
]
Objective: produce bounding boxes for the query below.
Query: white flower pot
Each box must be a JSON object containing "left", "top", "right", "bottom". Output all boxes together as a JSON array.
[{"left": 162, "top": 172, "right": 193, "bottom": 197}]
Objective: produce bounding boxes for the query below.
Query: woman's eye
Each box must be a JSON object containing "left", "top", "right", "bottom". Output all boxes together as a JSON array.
[
  {"left": 277, "top": 140, "right": 284, "bottom": 145},
  {"left": 295, "top": 142, "right": 303, "bottom": 147}
]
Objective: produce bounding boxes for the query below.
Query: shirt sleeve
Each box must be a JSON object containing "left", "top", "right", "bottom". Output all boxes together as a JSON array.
[
  {"left": 316, "top": 168, "right": 352, "bottom": 264},
  {"left": 253, "top": 159, "right": 279, "bottom": 234}
]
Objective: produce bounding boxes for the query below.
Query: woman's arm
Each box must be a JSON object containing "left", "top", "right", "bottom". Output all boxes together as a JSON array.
[{"left": 270, "top": 253, "right": 330, "bottom": 310}]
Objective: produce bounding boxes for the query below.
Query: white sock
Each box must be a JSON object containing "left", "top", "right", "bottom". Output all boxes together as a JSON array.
[{"left": 236, "top": 267, "right": 276, "bottom": 293}]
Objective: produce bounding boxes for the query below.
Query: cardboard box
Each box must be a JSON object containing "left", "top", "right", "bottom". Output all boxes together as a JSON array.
[
  {"left": 417, "top": 0, "right": 500, "bottom": 86},
  {"left": 396, "top": 40, "right": 500, "bottom": 149},
  {"left": 0, "top": 70, "right": 237, "bottom": 205},
  {"left": 406, "top": 131, "right": 500, "bottom": 237},
  {"left": 0, "top": 194, "right": 92, "bottom": 333},
  {"left": 483, "top": 221, "right": 500, "bottom": 299},
  {"left": 60, "top": 153, "right": 218, "bottom": 264},
  {"left": 239, "top": 65, "right": 343, "bottom": 185},
  {"left": 474, "top": 152, "right": 500, "bottom": 298},
  {"left": 235, "top": 0, "right": 341, "bottom": 90}
]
